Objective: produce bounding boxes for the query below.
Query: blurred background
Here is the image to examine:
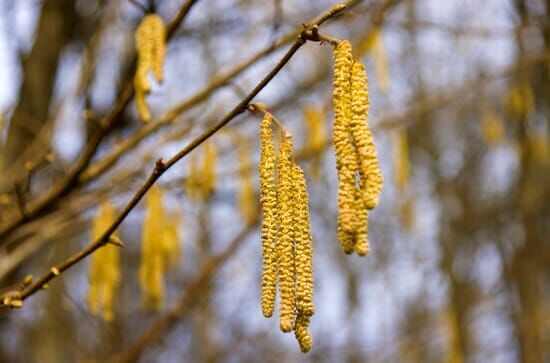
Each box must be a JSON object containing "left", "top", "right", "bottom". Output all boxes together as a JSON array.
[{"left": 0, "top": 0, "right": 548, "bottom": 362}]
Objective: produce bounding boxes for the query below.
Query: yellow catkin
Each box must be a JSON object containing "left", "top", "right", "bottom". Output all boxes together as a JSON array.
[
  {"left": 162, "top": 212, "right": 181, "bottom": 269},
  {"left": 372, "top": 29, "right": 390, "bottom": 93},
  {"left": 259, "top": 114, "right": 278, "bottom": 318},
  {"left": 350, "top": 61, "right": 383, "bottom": 210},
  {"left": 304, "top": 104, "right": 327, "bottom": 179},
  {"left": 276, "top": 132, "right": 296, "bottom": 332},
  {"left": 202, "top": 140, "right": 218, "bottom": 200},
  {"left": 88, "top": 201, "right": 120, "bottom": 321},
  {"left": 134, "top": 14, "right": 166, "bottom": 122},
  {"left": 332, "top": 40, "right": 358, "bottom": 252},
  {"left": 139, "top": 186, "right": 166, "bottom": 310},
  {"left": 185, "top": 141, "right": 217, "bottom": 201},
  {"left": 185, "top": 153, "right": 200, "bottom": 201},
  {"left": 481, "top": 108, "right": 504, "bottom": 146},
  {"left": 393, "top": 129, "right": 410, "bottom": 191},
  {"left": 294, "top": 311, "right": 313, "bottom": 353},
  {"left": 134, "top": 79, "right": 151, "bottom": 122},
  {"left": 238, "top": 144, "right": 257, "bottom": 223},
  {"left": 148, "top": 15, "right": 166, "bottom": 82},
  {"left": 292, "top": 164, "right": 315, "bottom": 317},
  {"left": 356, "top": 29, "right": 378, "bottom": 58},
  {"left": 354, "top": 188, "right": 370, "bottom": 256}
]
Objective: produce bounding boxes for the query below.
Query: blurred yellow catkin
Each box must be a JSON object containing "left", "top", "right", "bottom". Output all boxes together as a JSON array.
[
  {"left": 506, "top": 81, "right": 534, "bottom": 119},
  {"left": 393, "top": 129, "right": 410, "bottom": 191},
  {"left": 140, "top": 186, "right": 179, "bottom": 310},
  {"left": 134, "top": 14, "right": 166, "bottom": 122},
  {"left": 303, "top": 104, "right": 327, "bottom": 179},
  {"left": 163, "top": 211, "right": 181, "bottom": 269},
  {"left": 186, "top": 141, "right": 218, "bottom": 201},
  {"left": 481, "top": 108, "right": 505, "bottom": 146},
  {"left": 88, "top": 201, "right": 120, "bottom": 321},
  {"left": 237, "top": 143, "right": 257, "bottom": 223},
  {"left": 357, "top": 28, "right": 390, "bottom": 93}
]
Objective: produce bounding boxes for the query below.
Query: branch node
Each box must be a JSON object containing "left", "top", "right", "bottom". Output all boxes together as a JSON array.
[{"left": 155, "top": 158, "right": 165, "bottom": 171}]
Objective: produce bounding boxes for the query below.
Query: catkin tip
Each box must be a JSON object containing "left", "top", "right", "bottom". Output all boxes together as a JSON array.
[{"left": 280, "top": 318, "right": 294, "bottom": 333}]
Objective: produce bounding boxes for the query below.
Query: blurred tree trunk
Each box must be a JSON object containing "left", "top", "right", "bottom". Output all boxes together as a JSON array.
[{"left": 1, "top": 0, "right": 77, "bottom": 172}]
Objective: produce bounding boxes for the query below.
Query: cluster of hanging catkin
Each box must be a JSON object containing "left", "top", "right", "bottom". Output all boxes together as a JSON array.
[
  {"left": 332, "top": 40, "right": 383, "bottom": 256},
  {"left": 134, "top": 14, "right": 166, "bottom": 122},
  {"left": 259, "top": 113, "right": 315, "bottom": 353},
  {"left": 88, "top": 201, "right": 120, "bottom": 321}
]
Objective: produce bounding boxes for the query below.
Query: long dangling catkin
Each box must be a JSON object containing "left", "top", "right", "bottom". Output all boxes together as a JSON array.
[
  {"left": 350, "top": 61, "right": 383, "bottom": 210},
  {"left": 88, "top": 201, "right": 120, "bottom": 321},
  {"left": 259, "top": 114, "right": 278, "bottom": 318},
  {"left": 139, "top": 186, "right": 166, "bottom": 310},
  {"left": 292, "top": 164, "right": 315, "bottom": 317},
  {"left": 276, "top": 132, "right": 296, "bottom": 332},
  {"left": 332, "top": 40, "right": 358, "bottom": 253},
  {"left": 354, "top": 189, "right": 370, "bottom": 256},
  {"left": 294, "top": 311, "right": 313, "bottom": 353},
  {"left": 134, "top": 14, "right": 166, "bottom": 122}
]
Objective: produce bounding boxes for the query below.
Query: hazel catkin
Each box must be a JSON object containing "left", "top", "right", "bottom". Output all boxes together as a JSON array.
[
  {"left": 88, "top": 201, "right": 120, "bottom": 321},
  {"left": 332, "top": 40, "right": 359, "bottom": 252},
  {"left": 238, "top": 143, "right": 257, "bottom": 224},
  {"left": 350, "top": 61, "right": 383, "bottom": 210},
  {"left": 294, "top": 312, "right": 313, "bottom": 353},
  {"left": 134, "top": 14, "right": 166, "bottom": 122},
  {"left": 276, "top": 132, "right": 296, "bottom": 333},
  {"left": 292, "top": 164, "right": 315, "bottom": 317},
  {"left": 259, "top": 114, "right": 278, "bottom": 318},
  {"left": 139, "top": 186, "right": 167, "bottom": 310}
]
